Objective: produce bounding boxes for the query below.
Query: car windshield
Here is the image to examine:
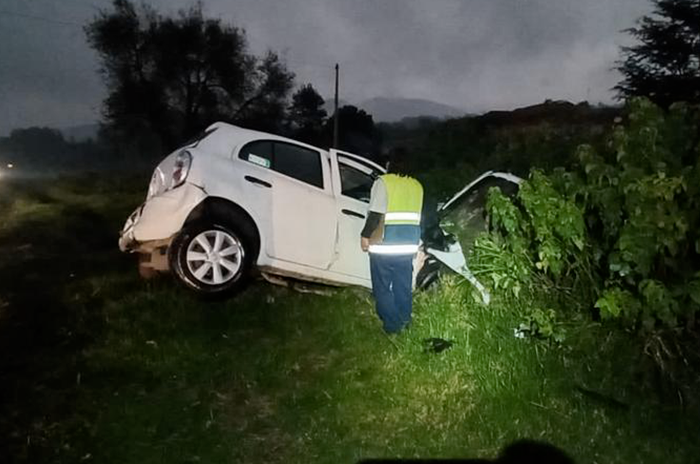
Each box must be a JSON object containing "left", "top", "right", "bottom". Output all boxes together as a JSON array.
[{"left": 439, "top": 176, "right": 519, "bottom": 254}]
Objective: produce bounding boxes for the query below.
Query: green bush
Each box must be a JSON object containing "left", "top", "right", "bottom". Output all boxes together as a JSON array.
[{"left": 475, "top": 98, "right": 700, "bottom": 331}]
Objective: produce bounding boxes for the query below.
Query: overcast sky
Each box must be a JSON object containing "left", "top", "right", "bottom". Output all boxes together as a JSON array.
[{"left": 0, "top": 0, "right": 651, "bottom": 135}]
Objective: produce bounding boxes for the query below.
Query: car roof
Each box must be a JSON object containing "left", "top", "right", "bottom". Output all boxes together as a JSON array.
[{"left": 198, "top": 122, "right": 330, "bottom": 159}]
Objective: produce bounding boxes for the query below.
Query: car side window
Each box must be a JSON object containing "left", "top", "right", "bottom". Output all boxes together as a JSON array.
[
  {"left": 239, "top": 141, "right": 273, "bottom": 169},
  {"left": 339, "top": 163, "right": 374, "bottom": 202},
  {"left": 239, "top": 140, "right": 324, "bottom": 188},
  {"left": 272, "top": 142, "right": 324, "bottom": 189}
]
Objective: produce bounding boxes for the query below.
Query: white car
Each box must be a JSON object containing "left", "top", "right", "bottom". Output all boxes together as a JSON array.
[{"left": 118, "top": 122, "right": 521, "bottom": 299}]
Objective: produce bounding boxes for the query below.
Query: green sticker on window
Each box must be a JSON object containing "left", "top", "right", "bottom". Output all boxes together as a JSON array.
[{"left": 248, "top": 153, "right": 270, "bottom": 168}]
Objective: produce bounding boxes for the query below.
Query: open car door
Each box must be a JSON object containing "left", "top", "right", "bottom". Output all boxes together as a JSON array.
[{"left": 327, "top": 149, "right": 385, "bottom": 285}]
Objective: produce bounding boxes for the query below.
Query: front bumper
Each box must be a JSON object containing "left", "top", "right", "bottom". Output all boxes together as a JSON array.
[
  {"left": 118, "top": 182, "right": 207, "bottom": 252},
  {"left": 425, "top": 241, "right": 490, "bottom": 305},
  {"left": 119, "top": 204, "right": 144, "bottom": 252}
]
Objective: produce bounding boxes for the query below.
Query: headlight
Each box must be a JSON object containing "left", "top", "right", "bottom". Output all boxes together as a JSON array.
[
  {"left": 147, "top": 168, "right": 166, "bottom": 200},
  {"left": 171, "top": 150, "right": 192, "bottom": 189},
  {"left": 146, "top": 150, "right": 192, "bottom": 200}
]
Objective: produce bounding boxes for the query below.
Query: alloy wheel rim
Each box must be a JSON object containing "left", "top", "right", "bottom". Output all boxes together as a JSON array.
[{"left": 185, "top": 230, "right": 243, "bottom": 285}]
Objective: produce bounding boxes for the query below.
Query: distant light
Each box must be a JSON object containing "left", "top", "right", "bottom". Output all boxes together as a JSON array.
[{"left": 6, "top": 163, "right": 13, "bottom": 169}]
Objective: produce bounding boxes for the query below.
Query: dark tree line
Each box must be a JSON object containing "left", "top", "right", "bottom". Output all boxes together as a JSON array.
[
  {"left": 8, "top": 0, "right": 699, "bottom": 174},
  {"left": 85, "top": 0, "right": 380, "bottom": 161},
  {"left": 85, "top": 0, "right": 294, "bottom": 150},
  {"left": 0, "top": 128, "right": 111, "bottom": 173}
]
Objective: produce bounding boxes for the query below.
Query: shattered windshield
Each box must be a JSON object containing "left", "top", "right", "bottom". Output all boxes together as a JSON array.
[{"left": 439, "top": 176, "right": 519, "bottom": 254}]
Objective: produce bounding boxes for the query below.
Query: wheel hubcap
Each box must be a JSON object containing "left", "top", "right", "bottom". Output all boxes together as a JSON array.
[{"left": 185, "top": 230, "right": 243, "bottom": 285}]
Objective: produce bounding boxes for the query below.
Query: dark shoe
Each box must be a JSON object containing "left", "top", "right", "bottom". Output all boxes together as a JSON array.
[{"left": 423, "top": 337, "right": 453, "bottom": 353}]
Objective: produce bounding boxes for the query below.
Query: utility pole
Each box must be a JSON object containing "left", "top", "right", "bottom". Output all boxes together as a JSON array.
[{"left": 333, "top": 63, "right": 339, "bottom": 148}]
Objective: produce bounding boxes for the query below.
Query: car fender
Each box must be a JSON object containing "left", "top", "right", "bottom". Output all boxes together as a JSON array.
[
  {"left": 131, "top": 182, "right": 208, "bottom": 242},
  {"left": 182, "top": 196, "right": 263, "bottom": 262}
]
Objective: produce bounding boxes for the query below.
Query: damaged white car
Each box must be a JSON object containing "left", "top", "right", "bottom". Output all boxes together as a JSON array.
[{"left": 119, "top": 122, "right": 521, "bottom": 299}]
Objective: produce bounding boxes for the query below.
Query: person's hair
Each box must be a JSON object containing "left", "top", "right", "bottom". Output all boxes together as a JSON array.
[{"left": 386, "top": 146, "right": 412, "bottom": 176}]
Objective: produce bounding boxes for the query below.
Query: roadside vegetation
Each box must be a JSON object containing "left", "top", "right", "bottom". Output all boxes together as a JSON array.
[
  {"left": 2, "top": 1, "right": 699, "bottom": 462},
  {"left": 2, "top": 110, "right": 700, "bottom": 462}
]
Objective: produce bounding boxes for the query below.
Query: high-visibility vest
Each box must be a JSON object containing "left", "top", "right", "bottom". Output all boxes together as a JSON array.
[{"left": 368, "top": 174, "right": 424, "bottom": 255}]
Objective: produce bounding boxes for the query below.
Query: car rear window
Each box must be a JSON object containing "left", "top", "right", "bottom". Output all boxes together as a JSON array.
[
  {"left": 239, "top": 140, "right": 323, "bottom": 189},
  {"left": 239, "top": 141, "right": 273, "bottom": 169}
]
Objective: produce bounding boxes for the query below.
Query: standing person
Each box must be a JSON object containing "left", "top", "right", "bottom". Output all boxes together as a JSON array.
[{"left": 360, "top": 148, "right": 424, "bottom": 334}]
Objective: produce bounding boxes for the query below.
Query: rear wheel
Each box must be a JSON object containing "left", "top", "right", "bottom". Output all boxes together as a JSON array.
[{"left": 169, "top": 222, "right": 252, "bottom": 295}]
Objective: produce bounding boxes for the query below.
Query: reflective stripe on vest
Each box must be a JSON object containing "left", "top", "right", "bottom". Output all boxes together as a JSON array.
[
  {"left": 384, "top": 211, "right": 421, "bottom": 223},
  {"left": 368, "top": 243, "right": 420, "bottom": 255}
]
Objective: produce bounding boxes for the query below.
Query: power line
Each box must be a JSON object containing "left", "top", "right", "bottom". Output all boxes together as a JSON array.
[{"left": 0, "top": 10, "right": 82, "bottom": 26}]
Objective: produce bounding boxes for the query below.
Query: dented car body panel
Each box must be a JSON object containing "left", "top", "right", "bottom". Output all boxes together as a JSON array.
[{"left": 119, "top": 182, "right": 207, "bottom": 250}]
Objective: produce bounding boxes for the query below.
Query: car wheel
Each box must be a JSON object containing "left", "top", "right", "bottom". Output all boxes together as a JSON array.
[
  {"left": 169, "top": 222, "right": 252, "bottom": 295},
  {"left": 415, "top": 255, "right": 444, "bottom": 291}
]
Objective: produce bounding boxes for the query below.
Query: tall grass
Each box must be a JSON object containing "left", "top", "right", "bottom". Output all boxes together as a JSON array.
[{"left": 1, "top": 176, "right": 698, "bottom": 464}]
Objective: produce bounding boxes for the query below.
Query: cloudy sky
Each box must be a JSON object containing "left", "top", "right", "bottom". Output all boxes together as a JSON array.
[{"left": 0, "top": 0, "right": 651, "bottom": 135}]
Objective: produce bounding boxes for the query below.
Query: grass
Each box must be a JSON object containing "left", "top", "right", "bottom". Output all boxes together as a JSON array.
[{"left": 1, "top": 175, "right": 699, "bottom": 464}]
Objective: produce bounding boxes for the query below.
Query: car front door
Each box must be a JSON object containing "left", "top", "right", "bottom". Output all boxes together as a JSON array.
[{"left": 328, "top": 150, "right": 384, "bottom": 281}]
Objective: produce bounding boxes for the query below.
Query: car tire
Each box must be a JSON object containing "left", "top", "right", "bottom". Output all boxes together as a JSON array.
[
  {"left": 169, "top": 222, "right": 253, "bottom": 296},
  {"left": 415, "top": 255, "right": 444, "bottom": 291}
]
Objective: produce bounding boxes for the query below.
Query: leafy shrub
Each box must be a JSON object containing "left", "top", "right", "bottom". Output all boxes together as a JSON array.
[
  {"left": 476, "top": 98, "right": 700, "bottom": 331},
  {"left": 514, "top": 308, "right": 567, "bottom": 345},
  {"left": 469, "top": 235, "right": 531, "bottom": 299}
]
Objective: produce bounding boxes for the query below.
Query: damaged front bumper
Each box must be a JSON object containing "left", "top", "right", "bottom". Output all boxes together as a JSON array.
[
  {"left": 118, "top": 182, "right": 207, "bottom": 253},
  {"left": 426, "top": 241, "right": 490, "bottom": 305}
]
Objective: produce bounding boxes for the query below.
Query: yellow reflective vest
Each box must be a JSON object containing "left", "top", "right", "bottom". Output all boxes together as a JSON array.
[{"left": 368, "top": 174, "right": 424, "bottom": 255}]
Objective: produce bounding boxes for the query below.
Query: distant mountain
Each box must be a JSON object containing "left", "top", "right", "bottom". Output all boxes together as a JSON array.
[
  {"left": 477, "top": 100, "right": 622, "bottom": 128},
  {"left": 61, "top": 123, "right": 100, "bottom": 142},
  {"left": 323, "top": 97, "right": 465, "bottom": 122},
  {"left": 359, "top": 97, "right": 464, "bottom": 122}
]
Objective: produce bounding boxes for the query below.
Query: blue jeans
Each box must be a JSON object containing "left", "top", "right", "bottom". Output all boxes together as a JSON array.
[{"left": 369, "top": 253, "right": 414, "bottom": 333}]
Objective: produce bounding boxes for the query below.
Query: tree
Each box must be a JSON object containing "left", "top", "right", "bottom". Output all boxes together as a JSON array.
[
  {"left": 288, "top": 84, "right": 327, "bottom": 144},
  {"left": 86, "top": 0, "right": 295, "bottom": 151},
  {"left": 616, "top": 0, "right": 700, "bottom": 107},
  {"left": 235, "top": 52, "right": 296, "bottom": 134},
  {"left": 324, "top": 105, "right": 382, "bottom": 158}
]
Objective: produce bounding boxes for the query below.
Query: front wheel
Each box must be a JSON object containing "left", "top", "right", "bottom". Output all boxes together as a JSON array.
[
  {"left": 415, "top": 255, "right": 444, "bottom": 291},
  {"left": 169, "top": 222, "right": 252, "bottom": 295}
]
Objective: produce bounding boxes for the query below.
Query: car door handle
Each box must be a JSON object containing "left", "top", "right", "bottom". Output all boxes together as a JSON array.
[
  {"left": 341, "top": 209, "right": 365, "bottom": 219},
  {"left": 244, "top": 176, "right": 272, "bottom": 188}
]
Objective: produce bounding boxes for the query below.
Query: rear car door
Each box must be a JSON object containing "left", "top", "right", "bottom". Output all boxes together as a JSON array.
[
  {"left": 236, "top": 140, "right": 276, "bottom": 252},
  {"left": 266, "top": 141, "right": 336, "bottom": 270}
]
